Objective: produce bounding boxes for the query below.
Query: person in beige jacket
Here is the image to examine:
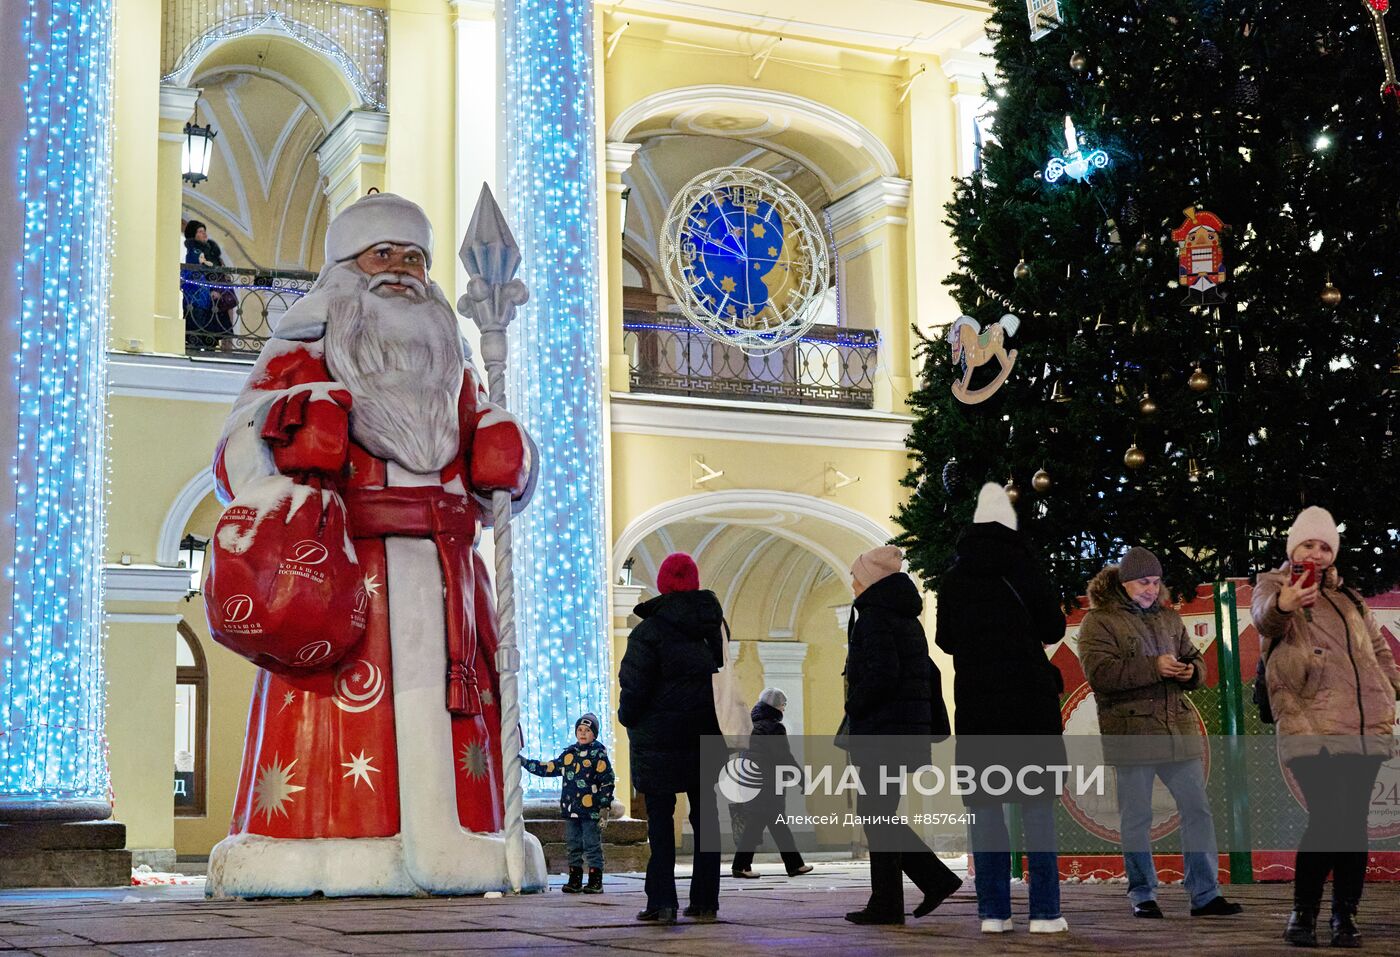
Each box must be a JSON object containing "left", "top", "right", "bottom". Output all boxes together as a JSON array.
[{"left": 1253, "top": 506, "right": 1400, "bottom": 948}]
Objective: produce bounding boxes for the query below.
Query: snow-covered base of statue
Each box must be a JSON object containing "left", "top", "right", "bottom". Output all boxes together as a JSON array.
[
  {"left": 205, "top": 831, "right": 546, "bottom": 898},
  {"left": 206, "top": 833, "right": 418, "bottom": 898}
]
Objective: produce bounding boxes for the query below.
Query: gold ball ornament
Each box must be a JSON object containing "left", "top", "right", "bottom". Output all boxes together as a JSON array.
[
  {"left": 1134, "top": 236, "right": 1152, "bottom": 256},
  {"left": 1188, "top": 366, "right": 1211, "bottom": 392},
  {"left": 1124, "top": 445, "right": 1147, "bottom": 469},
  {"left": 1013, "top": 258, "right": 1031, "bottom": 281},
  {"left": 1069, "top": 51, "right": 1088, "bottom": 71},
  {"left": 1004, "top": 478, "right": 1021, "bottom": 505},
  {"left": 1320, "top": 281, "right": 1342, "bottom": 306},
  {"left": 1032, "top": 469, "right": 1053, "bottom": 493},
  {"left": 1138, "top": 393, "right": 1158, "bottom": 416}
]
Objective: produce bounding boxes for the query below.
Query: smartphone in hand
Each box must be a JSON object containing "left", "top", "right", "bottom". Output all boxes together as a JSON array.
[{"left": 1291, "top": 560, "right": 1318, "bottom": 605}]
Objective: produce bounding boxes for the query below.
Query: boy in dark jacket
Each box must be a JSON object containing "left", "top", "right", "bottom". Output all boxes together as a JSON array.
[{"left": 522, "top": 712, "right": 615, "bottom": 894}]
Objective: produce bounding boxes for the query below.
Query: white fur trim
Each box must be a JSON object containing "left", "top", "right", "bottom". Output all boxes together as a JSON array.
[
  {"left": 206, "top": 833, "right": 419, "bottom": 898},
  {"left": 384, "top": 462, "right": 547, "bottom": 894},
  {"left": 325, "top": 193, "right": 433, "bottom": 267},
  {"left": 973, "top": 481, "right": 1018, "bottom": 531}
]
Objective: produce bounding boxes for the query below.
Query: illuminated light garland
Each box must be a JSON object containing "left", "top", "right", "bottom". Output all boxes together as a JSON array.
[
  {"left": 1, "top": 0, "right": 114, "bottom": 813},
  {"left": 501, "top": 1, "right": 610, "bottom": 796},
  {"left": 160, "top": 1, "right": 387, "bottom": 110}
]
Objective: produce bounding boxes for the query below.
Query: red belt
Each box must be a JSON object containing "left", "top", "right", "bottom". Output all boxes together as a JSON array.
[{"left": 344, "top": 486, "right": 482, "bottom": 716}]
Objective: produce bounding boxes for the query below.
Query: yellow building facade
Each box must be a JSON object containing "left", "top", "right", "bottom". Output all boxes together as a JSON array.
[{"left": 102, "top": 0, "right": 993, "bottom": 866}]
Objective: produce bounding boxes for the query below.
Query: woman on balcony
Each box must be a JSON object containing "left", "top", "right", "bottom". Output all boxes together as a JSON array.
[{"left": 182, "top": 220, "right": 235, "bottom": 350}]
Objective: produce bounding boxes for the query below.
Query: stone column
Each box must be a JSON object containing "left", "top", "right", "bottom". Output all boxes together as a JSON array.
[
  {"left": 755, "top": 641, "right": 809, "bottom": 735},
  {"left": 825, "top": 177, "right": 914, "bottom": 412},
  {"left": 453, "top": 0, "right": 499, "bottom": 360},
  {"left": 157, "top": 85, "right": 200, "bottom": 355},
  {"left": 604, "top": 142, "right": 641, "bottom": 393},
  {"left": 0, "top": 1, "right": 130, "bottom": 885},
  {"left": 316, "top": 110, "right": 389, "bottom": 218},
  {"left": 609, "top": 582, "right": 644, "bottom": 817}
]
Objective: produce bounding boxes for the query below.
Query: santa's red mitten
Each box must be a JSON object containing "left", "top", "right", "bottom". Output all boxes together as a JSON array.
[
  {"left": 470, "top": 408, "right": 532, "bottom": 496},
  {"left": 262, "top": 385, "right": 353, "bottom": 478}
]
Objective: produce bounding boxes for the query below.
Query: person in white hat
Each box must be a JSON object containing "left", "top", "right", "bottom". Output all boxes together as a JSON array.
[
  {"left": 1252, "top": 506, "right": 1400, "bottom": 947},
  {"left": 204, "top": 193, "right": 545, "bottom": 898}
]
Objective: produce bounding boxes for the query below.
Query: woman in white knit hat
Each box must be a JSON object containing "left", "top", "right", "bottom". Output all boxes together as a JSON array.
[{"left": 1252, "top": 506, "right": 1400, "bottom": 948}]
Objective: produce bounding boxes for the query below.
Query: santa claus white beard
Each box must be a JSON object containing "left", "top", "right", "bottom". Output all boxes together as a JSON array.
[{"left": 321, "top": 266, "right": 464, "bottom": 475}]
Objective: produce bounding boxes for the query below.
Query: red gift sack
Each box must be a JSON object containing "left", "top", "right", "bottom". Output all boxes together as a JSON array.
[{"left": 204, "top": 474, "right": 366, "bottom": 674}]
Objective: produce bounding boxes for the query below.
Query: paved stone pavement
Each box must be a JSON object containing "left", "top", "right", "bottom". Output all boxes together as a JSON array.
[{"left": 0, "top": 860, "right": 1397, "bottom": 955}]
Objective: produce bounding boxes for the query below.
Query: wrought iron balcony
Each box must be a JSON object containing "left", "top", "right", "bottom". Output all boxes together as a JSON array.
[
  {"left": 181, "top": 264, "right": 316, "bottom": 356},
  {"left": 623, "top": 311, "right": 878, "bottom": 409}
]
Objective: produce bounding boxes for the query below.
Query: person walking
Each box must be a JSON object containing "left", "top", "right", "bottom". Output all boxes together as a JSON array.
[
  {"left": 618, "top": 552, "right": 725, "bottom": 925},
  {"left": 521, "top": 712, "right": 615, "bottom": 895},
  {"left": 935, "top": 483, "right": 1068, "bottom": 934},
  {"left": 842, "top": 544, "right": 961, "bottom": 926},
  {"left": 1253, "top": 506, "right": 1400, "bottom": 948},
  {"left": 1078, "top": 546, "right": 1242, "bottom": 920},
  {"left": 730, "top": 688, "right": 814, "bottom": 879}
]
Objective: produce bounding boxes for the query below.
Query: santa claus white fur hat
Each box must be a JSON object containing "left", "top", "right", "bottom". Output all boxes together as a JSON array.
[{"left": 325, "top": 192, "right": 434, "bottom": 267}]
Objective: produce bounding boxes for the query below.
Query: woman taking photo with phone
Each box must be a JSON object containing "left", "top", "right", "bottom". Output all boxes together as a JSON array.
[{"left": 1253, "top": 506, "right": 1400, "bottom": 948}]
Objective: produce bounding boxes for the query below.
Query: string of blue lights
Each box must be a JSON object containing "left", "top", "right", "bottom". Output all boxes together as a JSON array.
[
  {"left": 1, "top": 1, "right": 114, "bottom": 810},
  {"left": 500, "top": 1, "right": 611, "bottom": 792}
]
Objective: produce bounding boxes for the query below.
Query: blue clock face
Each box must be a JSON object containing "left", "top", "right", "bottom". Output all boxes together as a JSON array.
[{"left": 679, "top": 186, "right": 788, "bottom": 324}]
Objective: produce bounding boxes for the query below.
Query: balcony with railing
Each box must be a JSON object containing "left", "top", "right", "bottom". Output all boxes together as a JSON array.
[
  {"left": 181, "top": 264, "right": 316, "bottom": 356},
  {"left": 623, "top": 310, "right": 878, "bottom": 410}
]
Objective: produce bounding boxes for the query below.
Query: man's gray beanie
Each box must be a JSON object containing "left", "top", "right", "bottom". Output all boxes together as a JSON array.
[{"left": 1119, "top": 546, "right": 1163, "bottom": 582}]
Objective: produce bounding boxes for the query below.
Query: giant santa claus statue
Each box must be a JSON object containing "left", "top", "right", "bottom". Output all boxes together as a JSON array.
[{"left": 204, "top": 193, "right": 548, "bottom": 897}]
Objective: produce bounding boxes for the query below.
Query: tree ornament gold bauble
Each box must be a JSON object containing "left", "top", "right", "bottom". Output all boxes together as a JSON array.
[
  {"left": 1188, "top": 365, "right": 1211, "bottom": 392},
  {"left": 1013, "top": 258, "right": 1031, "bottom": 281},
  {"left": 1320, "top": 281, "right": 1342, "bottom": 306},
  {"left": 1134, "top": 236, "right": 1152, "bottom": 256},
  {"left": 1139, "top": 393, "right": 1158, "bottom": 416},
  {"left": 1187, "top": 458, "right": 1202, "bottom": 483},
  {"left": 1004, "top": 478, "right": 1021, "bottom": 504},
  {"left": 1069, "top": 51, "right": 1088, "bottom": 71},
  {"left": 1032, "top": 469, "right": 1053, "bottom": 493},
  {"left": 1124, "top": 445, "right": 1146, "bottom": 469}
]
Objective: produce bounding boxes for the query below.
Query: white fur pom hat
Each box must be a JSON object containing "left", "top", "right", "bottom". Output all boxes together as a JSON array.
[
  {"left": 758, "top": 687, "right": 787, "bottom": 711},
  {"left": 325, "top": 192, "right": 434, "bottom": 267},
  {"left": 973, "top": 482, "right": 1018, "bottom": 531},
  {"left": 1287, "top": 506, "right": 1340, "bottom": 558}
]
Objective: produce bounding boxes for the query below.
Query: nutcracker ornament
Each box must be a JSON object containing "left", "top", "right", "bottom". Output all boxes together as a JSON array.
[
  {"left": 1171, "top": 207, "right": 1228, "bottom": 304},
  {"left": 203, "top": 192, "right": 548, "bottom": 898},
  {"left": 1362, "top": 0, "right": 1400, "bottom": 101}
]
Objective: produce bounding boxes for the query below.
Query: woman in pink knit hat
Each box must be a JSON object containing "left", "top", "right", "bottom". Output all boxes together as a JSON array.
[{"left": 841, "top": 544, "right": 959, "bottom": 925}]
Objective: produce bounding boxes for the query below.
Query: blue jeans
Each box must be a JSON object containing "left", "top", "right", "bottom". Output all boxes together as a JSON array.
[
  {"left": 969, "top": 800, "right": 1061, "bottom": 921},
  {"left": 1115, "top": 759, "right": 1221, "bottom": 908},
  {"left": 565, "top": 817, "right": 603, "bottom": 869}
]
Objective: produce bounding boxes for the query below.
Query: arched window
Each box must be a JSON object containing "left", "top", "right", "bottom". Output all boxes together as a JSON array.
[{"left": 174, "top": 622, "right": 209, "bottom": 817}]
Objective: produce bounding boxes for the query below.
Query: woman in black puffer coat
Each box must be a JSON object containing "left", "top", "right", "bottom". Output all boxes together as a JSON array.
[
  {"left": 935, "top": 483, "right": 1068, "bottom": 934},
  {"left": 618, "top": 552, "right": 724, "bottom": 924},
  {"left": 843, "top": 545, "right": 961, "bottom": 926},
  {"left": 730, "top": 689, "right": 812, "bottom": 879}
]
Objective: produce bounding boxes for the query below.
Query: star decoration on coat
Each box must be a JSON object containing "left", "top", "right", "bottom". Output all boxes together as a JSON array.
[
  {"left": 279, "top": 691, "right": 296, "bottom": 714},
  {"left": 480, "top": 689, "right": 495, "bottom": 707},
  {"left": 458, "top": 740, "right": 490, "bottom": 781},
  {"left": 362, "top": 574, "right": 381, "bottom": 599},
  {"left": 341, "top": 750, "right": 381, "bottom": 791},
  {"left": 253, "top": 756, "right": 305, "bottom": 822},
  {"left": 752, "top": 223, "right": 767, "bottom": 238}
]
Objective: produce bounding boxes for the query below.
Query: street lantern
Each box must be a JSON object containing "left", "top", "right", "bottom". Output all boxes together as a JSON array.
[
  {"left": 179, "top": 533, "right": 210, "bottom": 596},
  {"left": 182, "top": 119, "right": 217, "bottom": 187},
  {"left": 619, "top": 186, "right": 631, "bottom": 240},
  {"left": 619, "top": 556, "right": 635, "bottom": 586}
]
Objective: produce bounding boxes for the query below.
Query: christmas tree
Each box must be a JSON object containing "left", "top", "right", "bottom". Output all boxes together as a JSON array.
[{"left": 897, "top": 0, "right": 1400, "bottom": 602}]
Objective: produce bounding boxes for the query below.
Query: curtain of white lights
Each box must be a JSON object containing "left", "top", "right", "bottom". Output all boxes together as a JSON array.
[
  {"left": 0, "top": 0, "right": 115, "bottom": 817},
  {"left": 500, "top": 0, "right": 611, "bottom": 792}
]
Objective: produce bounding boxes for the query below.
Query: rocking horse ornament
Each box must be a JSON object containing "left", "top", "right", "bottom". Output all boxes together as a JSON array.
[{"left": 948, "top": 313, "right": 1021, "bottom": 405}]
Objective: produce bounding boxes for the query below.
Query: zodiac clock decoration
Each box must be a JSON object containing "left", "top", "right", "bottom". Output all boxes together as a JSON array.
[{"left": 660, "top": 166, "right": 831, "bottom": 352}]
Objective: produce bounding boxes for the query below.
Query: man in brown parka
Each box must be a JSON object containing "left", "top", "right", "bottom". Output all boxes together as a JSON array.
[
  {"left": 1252, "top": 506, "right": 1400, "bottom": 948},
  {"left": 1078, "top": 546, "right": 1241, "bottom": 921}
]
